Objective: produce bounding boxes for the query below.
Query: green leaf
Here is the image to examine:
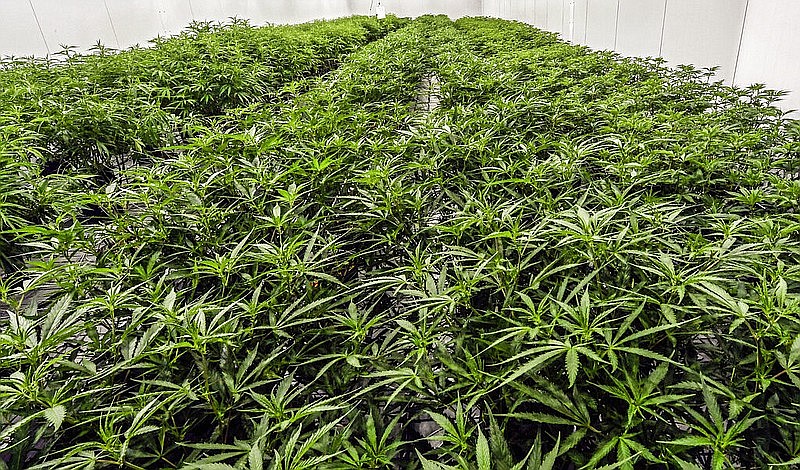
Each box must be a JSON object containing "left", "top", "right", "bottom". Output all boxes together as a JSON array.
[
  {"left": 495, "top": 347, "right": 564, "bottom": 390},
  {"left": 615, "top": 347, "right": 679, "bottom": 366},
  {"left": 395, "top": 319, "right": 418, "bottom": 334},
  {"left": 477, "top": 427, "right": 491, "bottom": 470},
  {"left": 541, "top": 434, "right": 560, "bottom": 470},
  {"left": 503, "top": 412, "right": 576, "bottom": 426},
  {"left": 426, "top": 411, "right": 458, "bottom": 439},
  {"left": 583, "top": 437, "right": 618, "bottom": 468},
  {"left": 345, "top": 355, "right": 362, "bottom": 368},
  {"left": 129, "top": 425, "right": 160, "bottom": 438},
  {"left": 789, "top": 335, "right": 800, "bottom": 365},
  {"left": 365, "top": 414, "right": 378, "bottom": 449},
  {"left": 417, "top": 450, "right": 456, "bottom": 470},
  {"left": 661, "top": 436, "right": 711, "bottom": 447},
  {"left": 566, "top": 347, "right": 579, "bottom": 388},
  {"left": 188, "top": 464, "right": 238, "bottom": 470},
  {"left": 249, "top": 444, "right": 263, "bottom": 470},
  {"left": 163, "top": 289, "right": 177, "bottom": 312},
  {"left": 703, "top": 387, "right": 724, "bottom": 433},
  {"left": 488, "top": 411, "right": 514, "bottom": 470},
  {"left": 44, "top": 405, "right": 66, "bottom": 431},
  {"left": 771, "top": 455, "right": 800, "bottom": 467}
]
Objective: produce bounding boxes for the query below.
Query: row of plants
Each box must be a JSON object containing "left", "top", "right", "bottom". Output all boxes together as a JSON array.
[
  {"left": 0, "top": 15, "right": 407, "bottom": 172},
  {"left": 2, "top": 13, "right": 800, "bottom": 469},
  {"left": 0, "top": 15, "right": 407, "bottom": 273},
  {"left": 0, "top": 15, "right": 450, "bottom": 469},
  {"left": 416, "top": 16, "right": 800, "bottom": 468}
]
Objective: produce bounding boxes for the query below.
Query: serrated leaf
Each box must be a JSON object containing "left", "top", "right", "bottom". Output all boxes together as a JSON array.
[
  {"left": 426, "top": 411, "right": 457, "bottom": 439},
  {"left": 496, "top": 348, "right": 564, "bottom": 389},
  {"left": 711, "top": 450, "right": 725, "bottom": 470},
  {"left": 189, "top": 464, "right": 238, "bottom": 470},
  {"left": 661, "top": 436, "right": 711, "bottom": 447},
  {"left": 365, "top": 414, "right": 377, "bottom": 448},
  {"left": 776, "top": 278, "right": 788, "bottom": 306},
  {"left": 130, "top": 425, "right": 160, "bottom": 438},
  {"left": 345, "top": 355, "right": 362, "bottom": 368},
  {"left": 477, "top": 428, "right": 491, "bottom": 470},
  {"left": 417, "top": 450, "right": 456, "bottom": 470},
  {"left": 44, "top": 405, "right": 66, "bottom": 431},
  {"left": 488, "top": 411, "right": 514, "bottom": 470},
  {"left": 703, "top": 387, "right": 724, "bottom": 432},
  {"left": 248, "top": 444, "right": 263, "bottom": 470},
  {"left": 566, "top": 347, "right": 579, "bottom": 388},
  {"left": 541, "top": 434, "right": 560, "bottom": 470},
  {"left": 583, "top": 437, "right": 618, "bottom": 468},
  {"left": 789, "top": 335, "right": 800, "bottom": 365},
  {"left": 396, "top": 319, "right": 417, "bottom": 333},
  {"left": 163, "top": 289, "right": 177, "bottom": 312},
  {"left": 503, "top": 412, "right": 576, "bottom": 426}
]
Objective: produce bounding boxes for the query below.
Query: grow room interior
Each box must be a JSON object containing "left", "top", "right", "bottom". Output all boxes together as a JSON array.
[{"left": 1, "top": 1, "right": 799, "bottom": 469}]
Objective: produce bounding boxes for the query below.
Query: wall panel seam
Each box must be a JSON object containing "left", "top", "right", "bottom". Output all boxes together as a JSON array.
[
  {"left": 658, "top": 0, "right": 668, "bottom": 56},
  {"left": 612, "top": 0, "right": 620, "bottom": 50},
  {"left": 583, "top": 0, "right": 588, "bottom": 44},
  {"left": 103, "top": 0, "right": 120, "bottom": 48},
  {"left": 27, "top": 0, "right": 49, "bottom": 54},
  {"left": 732, "top": 0, "right": 751, "bottom": 86}
]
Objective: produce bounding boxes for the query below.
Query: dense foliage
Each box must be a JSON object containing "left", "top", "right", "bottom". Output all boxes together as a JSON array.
[
  {"left": 0, "top": 15, "right": 406, "bottom": 271},
  {"left": 2, "top": 14, "right": 800, "bottom": 469}
]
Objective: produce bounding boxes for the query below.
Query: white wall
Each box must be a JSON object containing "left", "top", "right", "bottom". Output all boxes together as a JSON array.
[
  {"left": 584, "top": 0, "right": 617, "bottom": 51},
  {"left": 660, "top": 0, "right": 748, "bottom": 84},
  {"left": 0, "top": 0, "right": 355, "bottom": 55},
  {"left": 378, "top": 0, "right": 481, "bottom": 18},
  {"left": 0, "top": 2, "right": 49, "bottom": 56},
  {"left": 735, "top": 0, "right": 800, "bottom": 114},
  {"left": 482, "top": 0, "right": 800, "bottom": 116},
  {"left": 615, "top": 0, "right": 664, "bottom": 58}
]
